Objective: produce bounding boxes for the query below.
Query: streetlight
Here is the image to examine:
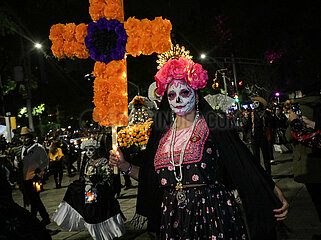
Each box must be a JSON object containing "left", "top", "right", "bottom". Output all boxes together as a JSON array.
[
  {"left": 199, "top": 54, "right": 229, "bottom": 109},
  {"left": 34, "top": 42, "right": 42, "bottom": 49},
  {"left": 18, "top": 40, "right": 44, "bottom": 131},
  {"left": 199, "top": 53, "right": 241, "bottom": 110}
]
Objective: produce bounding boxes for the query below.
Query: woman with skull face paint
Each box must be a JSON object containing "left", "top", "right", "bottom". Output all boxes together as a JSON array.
[
  {"left": 52, "top": 139, "right": 125, "bottom": 240},
  {"left": 109, "top": 57, "right": 288, "bottom": 240}
]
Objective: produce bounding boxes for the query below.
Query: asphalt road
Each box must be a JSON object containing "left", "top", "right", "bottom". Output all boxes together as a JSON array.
[{"left": 11, "top": 150, "right": 321, "bottom": 239}]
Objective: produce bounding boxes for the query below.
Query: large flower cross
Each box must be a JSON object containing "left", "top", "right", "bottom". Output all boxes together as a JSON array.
[{"left": 49, "top": 0, "right": 172, "bottom": 127}]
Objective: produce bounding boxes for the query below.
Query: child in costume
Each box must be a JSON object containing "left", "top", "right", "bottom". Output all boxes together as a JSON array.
[{"left": 52, "top": 139, "right": 125, "bottom": 240}]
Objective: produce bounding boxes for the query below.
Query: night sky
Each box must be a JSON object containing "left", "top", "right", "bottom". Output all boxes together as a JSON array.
[{"left": 1, "top": 0, "right": 320, "bottom": 121}]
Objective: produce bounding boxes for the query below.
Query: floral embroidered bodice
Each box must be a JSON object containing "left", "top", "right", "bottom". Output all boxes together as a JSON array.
[{"left": 154, "top": 118, "right": 224, "bottom": 187}]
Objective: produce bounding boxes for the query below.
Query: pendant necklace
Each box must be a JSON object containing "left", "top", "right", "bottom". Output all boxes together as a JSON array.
[{"left": 169, "top": 113, "right": 199, "bottom": 208}]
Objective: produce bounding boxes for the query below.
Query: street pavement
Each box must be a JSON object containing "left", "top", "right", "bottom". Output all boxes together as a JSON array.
[{"left": 11, "top": 150, "right": 321, "bottom": 240}]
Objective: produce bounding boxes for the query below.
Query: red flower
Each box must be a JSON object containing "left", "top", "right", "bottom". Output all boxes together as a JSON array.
[
  {"left": 192, "top": 174, "right": 199, "bottom": 182},
  {"left": 161, "top": 178, "right": 167, "bottom": 185}
]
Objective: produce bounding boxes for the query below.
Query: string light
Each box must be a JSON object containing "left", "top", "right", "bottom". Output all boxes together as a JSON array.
[{"left": 156, "top": 44, "right": 193, "bottom": 70}]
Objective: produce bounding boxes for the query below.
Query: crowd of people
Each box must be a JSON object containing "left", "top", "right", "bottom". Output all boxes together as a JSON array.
[{"left": 0, "top": 56, "right": 320, "bottom": 240}]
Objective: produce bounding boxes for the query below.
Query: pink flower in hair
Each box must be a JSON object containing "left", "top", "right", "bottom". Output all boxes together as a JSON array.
[
  {"left": 187, "top": 63, "right": 208, "bottom": 89},
  {"left": 168, "top": 58, "right": 186, "bottom": 78},
  {"left": 155, "top": 57, "right": 208, "bottom": 96}
]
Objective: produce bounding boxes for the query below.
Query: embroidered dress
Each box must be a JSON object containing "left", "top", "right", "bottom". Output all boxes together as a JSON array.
[{"left": 154, "top": 119, "right": 248, "bottom": 239}]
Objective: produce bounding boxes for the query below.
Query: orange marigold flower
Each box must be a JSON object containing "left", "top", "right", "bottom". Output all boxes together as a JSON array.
[
  {"left": 51, "top": 40, "right": 65, "bottom": 59},
  {"left": 141, "top": 19, "right": 152, "bottom": 36},
  {"left": 152, "top": 17, "right": 172, "bottom": 35},
  {"left": 104, "top": 3, "right": 124, "bottom": 22},
  {"left": 142, "top": 41, "right": 154, "bottom": 55},
  {"left": 74, "top": 44, "right": 90, "bottom": 59},
  {"left": 63, "top": 41, "right": 76, "bottom": 58},
  {"left": 75, "top": 23, "right": 88, "bottom": 43},
  {"left": 124, "top": 17, "right": 141, "bottom": 37},
  {"left": 89, "top": 0, "right": 104, "bottom": 4},
  {"left": 152, "top": 37, "right": 171, "bottom": 54},
  {"left": 89, "top": 2, "right": 105, "bottom": 21},
  {"left": 63, "top": 23, "right": 76, "bottom": 42},
  {"left": 126, "top": 38, "right": 142, "bottom": 57},
  {"left": 49, "top": 24, "right": 65, "bottom": 41}
]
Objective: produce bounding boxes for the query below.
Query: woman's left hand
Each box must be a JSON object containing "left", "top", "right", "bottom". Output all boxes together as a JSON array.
[{"left": 273, "top": 185, "right": 289, "bottom": 221}]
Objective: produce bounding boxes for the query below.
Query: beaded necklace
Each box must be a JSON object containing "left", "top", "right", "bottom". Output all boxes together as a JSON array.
[{"left": 168, "top": 113, "right": 199, "bottom": 208}]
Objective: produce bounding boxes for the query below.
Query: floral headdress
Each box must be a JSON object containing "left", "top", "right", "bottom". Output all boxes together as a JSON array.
[{"left": 154, "top": 57, "right": 208, "bottom": 96}]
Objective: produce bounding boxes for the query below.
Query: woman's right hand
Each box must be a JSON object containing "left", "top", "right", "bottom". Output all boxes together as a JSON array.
[{"left": 109, "top": 147, "right": 127, "bottom": 171}]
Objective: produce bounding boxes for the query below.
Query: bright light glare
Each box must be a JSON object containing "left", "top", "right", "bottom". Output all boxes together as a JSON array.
[
  {"left": 200, "top": 54, "right": 206, "bottom": 59},
  {"left": 275, "top": 92, "right": 280, "bottom": 97},
  {"left": 35, "top": 43, "right": 42, "bottom": 49}
]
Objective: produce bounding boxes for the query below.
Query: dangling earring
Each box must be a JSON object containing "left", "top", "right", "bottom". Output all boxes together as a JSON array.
[
  {"left": 196, "top": 95, "right": 200, "bottom": 119},
  {"left": 171, "top": 111, "right": 176, "bottom": 122}
]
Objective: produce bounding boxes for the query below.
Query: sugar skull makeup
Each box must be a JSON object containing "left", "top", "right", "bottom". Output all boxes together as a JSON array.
[
  {"left": 167, "top": 79, "right": 196, "bottom": 115},
  {"left": 253, "top": 101, "right": 260, "bottom": 109},
  {"left": 85, "top": 147, "right": 96, "bottom": 159}
]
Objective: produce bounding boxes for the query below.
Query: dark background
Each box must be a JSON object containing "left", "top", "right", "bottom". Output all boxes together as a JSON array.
[{"left": 1, "top": 0, "right": 320, "bottom": 129}]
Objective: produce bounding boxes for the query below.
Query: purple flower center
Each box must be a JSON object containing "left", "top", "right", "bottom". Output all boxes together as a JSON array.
[{"left": 92, "top": 30, "right": 118, "bottom": 56}]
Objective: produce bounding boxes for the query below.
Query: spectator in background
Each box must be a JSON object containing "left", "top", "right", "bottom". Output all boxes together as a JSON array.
[
  {"left": 0, "top": 160, "right": 52, "bottom": 240},
  {"left": 0, "top": 134, "right": 7, "bottom": 154},
  {"left": 14, "top": 127, "right": 50, "bottom": 226},
  {"left": 271, "top": 105, "right": 289, "bottom": 154},
  {"left": 289, "top": 112, "right": 321, "bottom": 149},
  {"left": 285, "top": 89, "right": 321, "bottom": 240},
  {"left": 242, "top": 96, "right": 273, "bottom": 175},
  {"left": 59, "top": 137, "right": 77, "bottom": 177},
  {"left": 48, "top": 141, "right": 64, "bottom": 189}
]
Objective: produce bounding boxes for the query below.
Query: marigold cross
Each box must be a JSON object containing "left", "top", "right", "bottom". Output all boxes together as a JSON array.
[{"left": 49, "top": 0, "right": 172, "bottom": 127}]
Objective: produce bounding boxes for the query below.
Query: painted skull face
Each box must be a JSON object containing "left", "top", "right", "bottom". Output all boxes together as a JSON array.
[
  {"left": 167, "top": 79, "right": 196, "bottom": 115},
  {"left": 85, "top": 147, "right": 96, "bottom": 159},
  {"left": 20, "top": 135, "right": 33, "bottom": 146},
  {"left": 253, "top": 101, "right": 260, "bottom": 109}
]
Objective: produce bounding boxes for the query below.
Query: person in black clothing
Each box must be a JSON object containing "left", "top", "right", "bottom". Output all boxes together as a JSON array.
[
  {"left": 52, "top": 139, "right": 125, "bottom": 240},
  {"left": 0, "top": 163, "right": 52, "bottom": 240},
  {"left": 242, "top": 96, "right": 273, "bottom": 175},
  {"left": 0, "top": 134, "right": 7, "bottom": 154},
  {"left": 109, "top": 57, "right": 288, "bottom": 240},
  {"left": 285, "top": 91, "right": 321, "bottom": 240},
  {"left": 59, "top": 137, "right": 77, "bottom": 177},
  {"left": 271, "top": 105, "right": 289, "bottom": 154},
  {"left": 289, "top": 114, "right": 321, "bottom": 148},
  {"left": 97, "top": 127, "right": 132, "bottom": 196},
  {"left": 14, "top": 127, "right": 50, "bottom": 226}
]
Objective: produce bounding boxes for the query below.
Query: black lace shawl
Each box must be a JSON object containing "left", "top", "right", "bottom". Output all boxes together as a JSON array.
[{"left": 135, "top": 92, "right": 282, "bottom": 240}]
